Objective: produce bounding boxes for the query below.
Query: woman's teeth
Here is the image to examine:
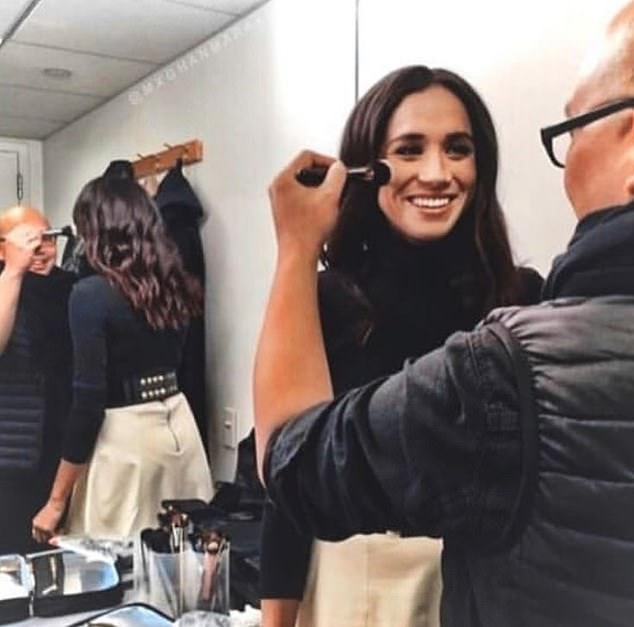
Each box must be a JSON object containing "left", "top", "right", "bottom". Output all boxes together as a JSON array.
[{"left": 407, "top": 196, "right": 452, "bottom": 209}]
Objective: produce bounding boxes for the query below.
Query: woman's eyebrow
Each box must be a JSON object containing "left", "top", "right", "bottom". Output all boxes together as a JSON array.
[
  {"left": 445, "top": 131, "right": 474, "bottom": 142},
  {"left": 385, "top": 133, "right": 425, "bottom": 147},
  {"left": 385, "top": 131, "right": 474, "bottom": 148}
]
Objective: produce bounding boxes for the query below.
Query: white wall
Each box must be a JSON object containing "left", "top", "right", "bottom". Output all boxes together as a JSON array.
[
  {"left": 358, "top": 0, "right": 626, "bottom": 274},
  {"left": 0, "top": 136, "right": 43, "bottom": 209},
  {"left": 42, "top": 0, "right": 626, "bottom": 479},
  {"left": 43, "top": 0, "right": 356, "bottom": 480}
]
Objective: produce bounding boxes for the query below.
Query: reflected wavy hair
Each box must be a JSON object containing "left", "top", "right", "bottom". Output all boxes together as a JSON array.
[
  {"left": 323, "top": 65, "right": 521, "bottom": 311},
  {"left": 72, "top": 175, "right": 202, "bottom": 330}
]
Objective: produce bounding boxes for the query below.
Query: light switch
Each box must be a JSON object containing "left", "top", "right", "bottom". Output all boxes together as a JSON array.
[{"left": 222, "top": 407, "right": 238, "bottom": 449}]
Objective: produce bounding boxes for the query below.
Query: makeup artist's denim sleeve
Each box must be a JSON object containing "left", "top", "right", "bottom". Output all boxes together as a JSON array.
[{"left": 263, "top": 326, "right": 525, "bottom": 547}]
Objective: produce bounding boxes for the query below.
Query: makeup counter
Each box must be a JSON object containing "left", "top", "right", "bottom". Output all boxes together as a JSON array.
[{"left": 0, "top": 528, "right": 261, "bottom": 626}]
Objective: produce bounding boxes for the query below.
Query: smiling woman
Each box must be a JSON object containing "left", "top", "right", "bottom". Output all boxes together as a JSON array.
[
  {"left": 259, "top": 65, "right": 544, "bottom": 627},
  {"left": 377, "top": 85, "right": 477, "bottom": 242}
]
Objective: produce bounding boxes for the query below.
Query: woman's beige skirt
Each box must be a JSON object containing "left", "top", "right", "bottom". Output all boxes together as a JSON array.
[
  {"left": 297, "top": 534, "right": 442, "bottom": 627},
  {"left": 65, "top": 392, "right": 213, "bottom": 538}
]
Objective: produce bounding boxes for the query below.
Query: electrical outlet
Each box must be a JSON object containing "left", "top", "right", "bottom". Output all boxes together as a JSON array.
[{"left": 222, "top": 407, "right": 238, "bottom": 449}]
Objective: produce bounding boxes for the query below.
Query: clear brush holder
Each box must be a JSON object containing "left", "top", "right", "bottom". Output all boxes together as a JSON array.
[
  {"left": 175, "top": 611, "right": 231, "bottom": 627},
  {"left": 134, "top": 535, "right": 230, "bottom": 620}
]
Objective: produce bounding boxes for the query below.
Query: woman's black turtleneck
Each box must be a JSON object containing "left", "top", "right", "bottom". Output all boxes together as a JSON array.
[
  {"left": 319, "top": 218, "right": 486, "bottom": 393},
  {"left": 260, "top": 223, "right": 543, "bottom": 599}
]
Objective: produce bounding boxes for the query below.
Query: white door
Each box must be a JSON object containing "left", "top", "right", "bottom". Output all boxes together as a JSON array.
[{"left": 0, "top": 150, "right": 22, "bottom": 210}]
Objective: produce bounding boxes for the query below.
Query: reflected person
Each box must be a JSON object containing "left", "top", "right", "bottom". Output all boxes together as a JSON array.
[
  {"left": 0, "top": 206, "right": 74, "bottom": 554},
  {"left": 33, "top": 170, "right": 213, "bottom": 541}
]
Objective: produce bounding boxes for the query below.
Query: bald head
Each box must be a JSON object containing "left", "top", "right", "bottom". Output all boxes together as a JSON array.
[
  {"left": 0, "top": 206, "right": 50, "bottom": 237},
  {"left": 603, "top": 1, "right": 634, "bottom": 89},
  {"left": 559, "top": 1, "right": 634, "bottom": 219},
  {"left": 0, "top": 206, "right": 56, "bottom": 275},
  {"left": 608, "top": 1, "right": 634, "bottom": 48},
  {"left": 570, "top": 5, "right": 634, "bottom": 107}
]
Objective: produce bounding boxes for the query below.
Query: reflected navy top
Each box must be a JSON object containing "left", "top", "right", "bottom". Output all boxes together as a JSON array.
[{"left": 62, "top": 274, "right": 185, "bottom": 463}]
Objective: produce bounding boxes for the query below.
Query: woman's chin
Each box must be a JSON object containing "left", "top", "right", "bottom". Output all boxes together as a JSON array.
[{"left": 30, "top": 262, "right": 54, "bottom": 276}]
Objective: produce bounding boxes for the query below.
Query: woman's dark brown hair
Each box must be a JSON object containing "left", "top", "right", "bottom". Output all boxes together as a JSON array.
[
  {"left": 72, "top": 174, "right": 202, "bottom": 330},
  {"left": 323, "top": 65, "right": 521, "bottom": 311}
]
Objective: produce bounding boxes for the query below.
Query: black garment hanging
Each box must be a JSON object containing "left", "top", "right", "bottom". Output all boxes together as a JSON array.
[
  {"left": 154, "top": 159, "right": 205, "bottom": 282},
  {"left": 154, "top": 160, "right": 208, "bottom": 448}
]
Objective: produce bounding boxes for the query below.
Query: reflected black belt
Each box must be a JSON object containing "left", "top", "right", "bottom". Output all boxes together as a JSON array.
[{"left": 120, "top": 370, "right": 179, "bottom": 405}]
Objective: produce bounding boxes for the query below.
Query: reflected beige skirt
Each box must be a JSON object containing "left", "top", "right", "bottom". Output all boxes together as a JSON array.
[
  {"left": 65, "top": 392, "right": 213, "bottom": 538},
  {"left": 297, "top": 534, "right": 442, "bottom": 627}
]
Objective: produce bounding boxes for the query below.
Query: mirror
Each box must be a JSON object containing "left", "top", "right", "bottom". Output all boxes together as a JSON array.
[
  {"left": 0, "top": 0, "right": 628, "bottom": 557},
  {"left": 0, "top": 0, "right": 357, "bottom": 552}
]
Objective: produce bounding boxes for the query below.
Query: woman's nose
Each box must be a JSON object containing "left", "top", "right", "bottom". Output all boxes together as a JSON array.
[{"left": 416, "top": 151, "right": 450, "bottom": 185}]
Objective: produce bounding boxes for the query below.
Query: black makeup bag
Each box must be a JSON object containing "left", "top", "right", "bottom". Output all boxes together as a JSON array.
[
  {"left": 0, "top": 549, "right": 123, "bottom": 623},
  {"left": 0, "top": 554, "right": 30, "bottom": 623}
]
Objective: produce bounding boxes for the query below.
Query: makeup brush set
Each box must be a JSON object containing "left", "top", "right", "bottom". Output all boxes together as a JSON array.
[{"left": 135, "top": 504, "right": 230, "bottom": 620}]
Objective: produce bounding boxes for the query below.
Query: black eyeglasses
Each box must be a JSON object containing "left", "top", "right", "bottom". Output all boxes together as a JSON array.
[{"left": 540, "top": 97, "right": 634, "bottom": 168}]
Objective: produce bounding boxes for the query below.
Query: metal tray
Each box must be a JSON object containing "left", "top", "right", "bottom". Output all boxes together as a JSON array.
[{"left": 68, "top": 602, "right": 174, "bottom": 626}]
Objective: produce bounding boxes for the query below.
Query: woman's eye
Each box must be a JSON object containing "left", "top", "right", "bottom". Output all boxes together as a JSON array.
[
  {"left": 393, "top": 144, "right": 422, "bottom": 157},
  {"left": 446, "top": 142, "right": 474, "bottom": 158}
]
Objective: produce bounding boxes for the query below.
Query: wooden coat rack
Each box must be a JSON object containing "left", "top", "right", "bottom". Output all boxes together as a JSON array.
[{"left": 132, "top": 139, "right": 203, "bottom": 179}]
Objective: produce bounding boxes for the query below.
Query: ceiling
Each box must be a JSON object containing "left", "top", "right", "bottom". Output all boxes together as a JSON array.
[{"left": 0, "top": 0, "right": 266, "bottom": 140}]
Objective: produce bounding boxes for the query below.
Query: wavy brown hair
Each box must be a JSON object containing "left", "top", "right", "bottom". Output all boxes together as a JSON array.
[
  {"left": 323, "top": 65, "right": 521, "bottom": 312},
  {"left": 72, "top": 175, "right": 203, "bottom": 330}
]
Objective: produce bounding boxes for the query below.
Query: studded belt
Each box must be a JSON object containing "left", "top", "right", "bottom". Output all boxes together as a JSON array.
[{"left": 121, "top": 370, "right": 179, "bottom": 405}]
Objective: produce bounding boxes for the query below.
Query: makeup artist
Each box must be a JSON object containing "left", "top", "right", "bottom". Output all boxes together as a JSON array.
[{"left": 0, "top": 205, "right": 75, "bottom": 554}]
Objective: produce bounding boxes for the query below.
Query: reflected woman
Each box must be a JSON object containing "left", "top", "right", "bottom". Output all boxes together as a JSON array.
[
  {"left": 260, "top": 65, "right": 543, "bottom": 627},
  {"left": 33, "top": 165, "right": 213, "bottom": 540}
]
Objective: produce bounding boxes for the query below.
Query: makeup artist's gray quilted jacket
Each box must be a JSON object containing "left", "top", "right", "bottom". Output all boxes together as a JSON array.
[{"left": 443, "top": 298, "right": 634, "bottom": 627}]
